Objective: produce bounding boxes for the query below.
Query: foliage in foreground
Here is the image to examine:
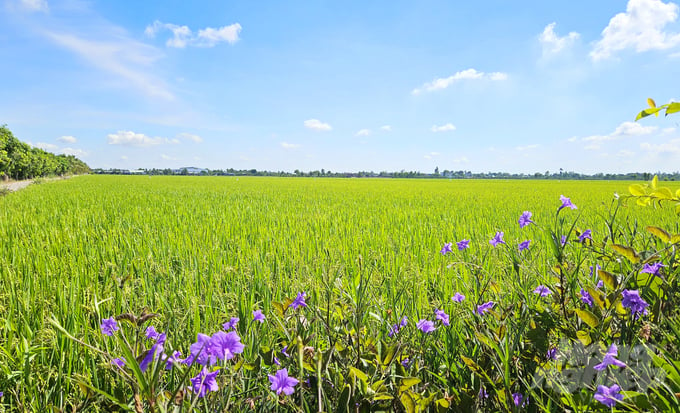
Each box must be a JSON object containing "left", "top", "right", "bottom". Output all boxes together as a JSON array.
[{"left": 1, "top": 178, "right": 678, "bottom": 412}]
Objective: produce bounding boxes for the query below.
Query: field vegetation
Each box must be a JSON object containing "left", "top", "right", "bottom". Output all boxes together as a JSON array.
[{"left": 0, "top": 175, "right": 679, "bottom": 412}]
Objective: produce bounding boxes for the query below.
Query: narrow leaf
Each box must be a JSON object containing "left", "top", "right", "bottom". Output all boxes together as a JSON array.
[
  {"left": 647, "top": 98, "right": 657, "bottom": 108},
  {"left": 646, "top": 226, "right": 671, "bottom": 243},
  {"left": 598, "top": 270, "right": 618, "bottom": 290},
  {"left": 575, "top": 309, "right": 600, "bottom": 328},
  {"left": 611, "top": 244, "right": 640, "bottom": 263},
  {"left": 665, "top": 102, "right": 680, "bottom": 115}
]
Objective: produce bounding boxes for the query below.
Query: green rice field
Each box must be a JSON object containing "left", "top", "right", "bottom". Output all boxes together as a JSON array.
[{"left": 1, "top": 175, "right": 679, "bottom": 412}]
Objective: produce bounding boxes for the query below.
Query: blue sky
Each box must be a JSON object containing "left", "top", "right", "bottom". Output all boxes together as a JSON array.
[{"left": 2, "top": 0, "right": 680, "bottom": 173}]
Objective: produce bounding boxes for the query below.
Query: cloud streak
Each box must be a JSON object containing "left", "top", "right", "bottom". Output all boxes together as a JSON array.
[
  {"left": 304, "top": 119, "right": 332, "bottom": 131},
  {"left": 412, "top": 69, "right": 507, "bottom": 94}
]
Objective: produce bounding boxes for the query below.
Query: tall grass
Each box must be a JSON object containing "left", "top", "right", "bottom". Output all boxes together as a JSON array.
[{"left": 0, "top": 175, "right": 677, "bottom": 411}]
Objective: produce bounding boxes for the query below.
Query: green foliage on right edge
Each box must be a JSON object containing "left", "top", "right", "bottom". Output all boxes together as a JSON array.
[
  {"left": 635, "top": 97, "right": 680, "bottom": 120},
  {"left": 0, "top": 124, "right": 90, "bottom": 180}
]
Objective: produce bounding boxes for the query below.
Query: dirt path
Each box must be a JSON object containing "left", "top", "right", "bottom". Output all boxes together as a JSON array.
[{"left": 1, "top": 180, "right": 33, "bottom": 192}]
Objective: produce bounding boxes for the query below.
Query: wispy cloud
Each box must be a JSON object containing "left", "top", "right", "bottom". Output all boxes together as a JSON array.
[
  {"left": 17, "top": 0, "right": 48, "bottom": 12},
  {"left": 57, "top": 135, "right": 77, "bottom": 143},
  {"left": 304, "top": 119, "right": 332, "bottom": 131},
  {"left": 539, "top": 22, "right": 579, "bottom": 56},
  {"left": 591, "top": 0, "right": 680, "bottom": 60},
  {"left": 640, "top": 137, "right": 680, "bottom": 154},
  {"left": 423, "top": 151, "right": 440, "bottom": 159},
  {"left": 281, "top": 142, "right": 301, "bottom": 149},
  {"left": 516, "top": 144, "right": 539, "bottom": 151},
  {"left": 177, "top": 132, "right": 203, "bottom": 143},
  {"left": 379, "top": 125, "right": 392, "bottom": 132},
  {"left": 431, "top": 123, "right": 456, "bottom": 133},
  {"left": 32, "top": 142, "right": 58, "bottom": 151},
  {"left": 355, "top": 128, "right": 371, "bottom": 137},
  {"left": 107, "top": 130, "right": 179, "bottom": 146},
  {"left": 145, "top": 21, "right": 242, "bottom": 48},
  {"left": 579, "top": 121, "right": 658, "bottom": 150},
  {"left": 412, "top": 68, "right": 507, "bottom": 94},
  {"left": 60, "top": 147, "right": 88, "bottom": 157},
  {"left": 45, "top": 31, "right": 173, "bottom": 100}
]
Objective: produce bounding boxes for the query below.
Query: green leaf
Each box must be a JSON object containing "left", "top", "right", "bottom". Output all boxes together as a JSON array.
[
  {"left": 671, "top": 234, "right": 680, "bottom": 244},
  {"left": 665, "top": 102, "right": 680, "bottom": 115},
  {"left": 646, "top": 226, "right": 671, "bottom": 243},
  {"left": 586, "top": 286, "right": 605, "bottom": 309},
  {"left": 373, "top": 393, "right": 393, "bottom": 401},
  {"left": 652, "top": 175, "right": 659, "bottom": 190},
  {"left": 635, "top": 106, "right": 664, "bottom": 120},
  {"left": 611, "top": 244, "right": 640, "bottom": 263},
  {"left": 400, "top": 392, "right": 416, "bottom": 413},
  {"left": 336, "top": 385, "right": 351, "bottom": 413},
  {"left": 647, "top": 98, "right": 657, "bottom": 108},
  {"left": 575, "top": 309, "right": 599, "bottom": 328},
  {"left": 576, "top": 330, "right": 592, "bottom": 346},
  {"left": 652, "top": 187, "right": 674, "bottom": 200},
  {"left": 399, "top": 377, "right": 421, "bottom": 393},
  {"left": 598, "top": 269, "right": 618, "bottom": 290},
  {"left": 629, "top": 184, "right": 646, "bottom": 196}
]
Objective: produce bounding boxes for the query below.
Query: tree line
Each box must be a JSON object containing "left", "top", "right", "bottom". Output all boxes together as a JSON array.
[{"left": 0, "top": 125, "right": 90, "bottom": 181}]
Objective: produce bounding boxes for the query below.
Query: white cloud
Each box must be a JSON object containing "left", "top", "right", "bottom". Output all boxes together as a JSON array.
[
  {"left": 281, "top": 142, "right": 301, "bottom": 149},
  {"left": 57, "top": 135, "right": 77, "bottom": 143},
  {"left": 379, "top": 125, "right": 392, "bottom": 132},
  {"left": 355, "top": 128, "right": 371, "bottom": 137},
  {"left": 640, "top": 138, "right": 680, "bottom": 153},
  {"left": 431, "top": 123, "right": 456, "bottom": 133},
  {"left": 34, "top": 142, "right": 58, "bottom": 151},
  {"left": 591, "top": 0, "right": 680, "bottom": 60},
  {"left": 60, "top": 147, "right": 88, "bottom": 157},
  {"left": 107, "top": 130, "right": 178, "bottom": 146},
  {"left": 516, "top": 144, "right": 540, "bottom": 151},
  {"left": 145, "top": 21, "right": 242, "bottom": 48},
  {"left": 45, "top": 31, "right": 173, "bottom": 100},
  {"left": 304, "top": 119, "right": 332, "bottom": 131},
  {"left": 424, "top": 151, "right": 441, "bottom": 159},
  {"left": 452, "top": 156, "right": 469, "bottom": 164},
  {"left": 412, "top": 69, "right": 508, "bottom": 94},
  {"left": 160, "top": 154, "right": 177, "bottom": 160},
  {"left": 18, "top": 0, "right": 48, "bottom": 12},
  {"left": 579, "top": 121, "right": 658, "bottom": 149},
  {"left": 539, "top": 22, "right": 580, "bottom": 56},
  {"left": 177, "top": 132, "right": 203, "bottom": 143}
]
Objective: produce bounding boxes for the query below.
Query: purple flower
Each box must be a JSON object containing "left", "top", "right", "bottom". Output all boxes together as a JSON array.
[
  {"left": 489, "top": 232, "right": 505, "bottom": 247},
  {"left": 434, "top": 309, "right": 450, "bottom": 326},
  {"left": 274, "top": 356, "right": 281, "bottom": 366},
  {"left": 590, "top": 264, "right": 601, "bottom": 277},
  {"left": 621, "top": 289, "right": 649, "bottom": 319},
  {"left": 209, "top": 331, "right": 245, "bottom": 361},
  {"left": 140, "top": 341, "right": 165, "bottom": 373},
  {"left": 512, "top": 393, "right": 526, "bottom": 407},
  {"left": 163, "top": 350, "right": 183, "bottom": 369},
  {"left": 190, "top": 368, "right": 220, "bottom": 398},
  {"left": 100, "top": 317, "right": 119, "bottom": 337},
  {"left": 594, "top": 344, "right": 627, "bottom": 371},
  {"left": 518, "top": 240, "right": 531, "bottom": 251},
  {"left": 580, "top": 288, "right": 594, "bottom": 307},
  {"left": 253, "top": 309, "right": 266, "bottom": 323},
  {"left": 389, "top": 315, "right": 408, "bottom": 337},
  {"left": 547, "top": 347, "right": 557, "bottom": 360},
  {"left": 145, "top": 326, "right": 161, "bottom": 341},
  {"left": 533, "top": 285, "right": 552, "bottom": 297},
  {"left": 222, "top": 317, "right": 239, "bottom": 331},
  {"left": 578, "top": 229, "right": 592, "bottom": 243},
  {"left": 476, "top": 301, "right": 494, "bottom": 316},
  {"left": 478, "top": 386, "right": 488, "bottom": 399},
  {"left": 641, "top": 262, "right": 665, "bottom": 277},
  {"left": 186, "top": 333, "right": 215, "bottom": 366},
  {"left": 456, "top": 239, "right": 470, "bottom": 250},
  {"left": 518, "top": 211, "right": 534, "bottom": 228},
  {"left": 440, "top": 242, "right": 453, "bottom": 255},
  {"left": 269, "top": 368, "right": 299, "bottom": 395},
  {"left": 597, "top": 280, "right": 604, "bottom": 289},
  {"left": 401, "top": 358, "right": 410, "bottom": 367},
  {"left": 0, "top": 391, "right": 3, "bottom": 397},
  {"left": 558, "top": 195, "right": 577, "bottom": 210},
  {"left": 451, "top": 292, "right": 465, "bottom": 303},
  {"left": 560, "top": 235, "right": 567, "bottom": 246},
  {"left": 416, "top": 319, "right": 436, "bottom": 333},
  {"left": 111, "top": 357, "right": 126, "bottom": 368},
  {"left": 289, "top": 292, "right": 308, "bottom": 310},
  {"left": 282, "top": 346, "right": 290, "bottom": 357},
  {"left": 594, "top": 384, "right": 623, "bottom": 408}
]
